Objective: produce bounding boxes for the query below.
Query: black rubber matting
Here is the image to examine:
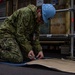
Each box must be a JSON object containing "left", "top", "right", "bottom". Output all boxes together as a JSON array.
[{"left": 0, "top": 64, "right": 75, "bottom": 75}]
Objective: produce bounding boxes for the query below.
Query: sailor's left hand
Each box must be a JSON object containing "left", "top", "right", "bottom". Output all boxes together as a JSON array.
[{"left": 36, "top": 51, "right": 44, "bottom": 59}]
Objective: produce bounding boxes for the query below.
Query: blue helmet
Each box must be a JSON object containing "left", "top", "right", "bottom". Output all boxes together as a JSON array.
[{"left": 42, "top": 4, "right": 56, "bottom": 24}]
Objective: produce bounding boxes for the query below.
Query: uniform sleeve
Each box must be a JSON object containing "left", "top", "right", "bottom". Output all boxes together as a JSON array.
[
  {"left": 16, "top": 10, "right": 32, "bottom": 54},
  {"left": 33, "top": 24, "right": 42, "bottom": 54}
]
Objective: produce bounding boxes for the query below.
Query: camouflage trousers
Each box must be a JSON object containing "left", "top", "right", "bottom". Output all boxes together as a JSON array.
[{"left": 0, "top": 37, "right": 24, "bottom": 63}]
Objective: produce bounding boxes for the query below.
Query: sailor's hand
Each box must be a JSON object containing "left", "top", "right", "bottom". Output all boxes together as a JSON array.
[
  {"left": 28, "top": 50, "right": 35, "bottom": 60},
  {"left": 36, "top": 51, "right": 44, "bottom": 59}
]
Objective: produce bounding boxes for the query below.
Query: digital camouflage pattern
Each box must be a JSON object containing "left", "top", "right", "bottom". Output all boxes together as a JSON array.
[{"left": 0, "top": 4, "right": 42, "bottom": 63}]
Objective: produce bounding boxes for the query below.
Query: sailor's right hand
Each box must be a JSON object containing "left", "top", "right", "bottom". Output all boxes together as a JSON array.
[{"left": 28, "top": 50, "right": 35, "bottom": 60}]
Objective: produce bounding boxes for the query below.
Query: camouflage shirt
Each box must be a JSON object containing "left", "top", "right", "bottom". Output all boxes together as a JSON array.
[{"left": 0, "top": 4, "right": 42, "bottom": 54}]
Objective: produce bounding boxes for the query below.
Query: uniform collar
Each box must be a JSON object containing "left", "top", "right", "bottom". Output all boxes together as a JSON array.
[{"left": 27, "top": 4, "right": 37, "bottom": 19}]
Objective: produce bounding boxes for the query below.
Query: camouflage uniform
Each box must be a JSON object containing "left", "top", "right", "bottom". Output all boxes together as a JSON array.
[{"left": 0, "top": 4, "right": 42, "bottom": 63}]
